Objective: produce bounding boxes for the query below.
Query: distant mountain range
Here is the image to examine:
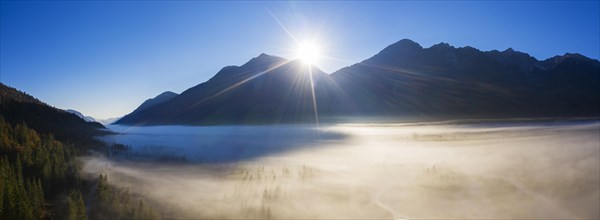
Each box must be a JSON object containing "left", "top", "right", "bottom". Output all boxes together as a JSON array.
[
  {"left": 66, "top": 109, "right": 121, "bottom": 125},
  {"left": 0, "top": 83, "right": 107, "bottom": 141},
  {"left": 1, "top": 39, "right": 593, "bottom": 134},
  {"left": 66, "top": 109, "right": 97, "bottom": 122},
  {"left": 96, "top": 117, "right": 122, "bottom": 125},
  {"left": 116, "top": 39, "right": 599, "bottom": 125},
  {"left": 111, "top": 39, "right": 596, "bottom": 125},
  {"left": 65, "top": 109, "right": 123, "bottom": 125}
]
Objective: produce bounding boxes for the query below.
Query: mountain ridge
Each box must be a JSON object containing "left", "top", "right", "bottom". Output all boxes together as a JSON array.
[
  {"left": 116, "top": 55, "right": 338, "bottom": 125},
  {"left": 329, "top": 39, "right": 599, "bottom": 118},
  {"left": 116, "top": 39, "right": 600, "bottom": 125},
  {"left": 130, "top": 91, "right": 179, "bottom": 114},
  {"left": 66, "top": 109, "right": 97, "bottom": 122},
  {"left": 0, "top": 83, "right": 108, "bottom": 141}
]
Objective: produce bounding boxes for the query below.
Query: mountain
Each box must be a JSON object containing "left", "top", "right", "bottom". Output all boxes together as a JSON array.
[
  {"left": 115, "top": 40, "right": 600, "bottom": 125},
  {"left": 97, "top": 116, "right": 122, "bottom": 125},
  {"left": 0, "top": 83, "right": 108, "bottom": 141},
  {"left": 330, "top": 39, "right": 600, "bottom": 118},
  {"left": 130, "top": 91, "right": 178, "bottom": 114},
  {"left": 115, "top": 54, "right": 345, "bottom": 125},
  {"left": 66, "top": 109, "right": 97, "bottom": 122}
]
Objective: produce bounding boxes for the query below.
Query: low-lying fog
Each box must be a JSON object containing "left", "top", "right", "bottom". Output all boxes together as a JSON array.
[{"left": 83, "top": 120, "right": 600, "bottom": 219}]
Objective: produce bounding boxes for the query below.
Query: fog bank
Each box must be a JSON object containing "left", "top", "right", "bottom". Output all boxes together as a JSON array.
[{"left": 83, "top": 121, "right": 600, "bottom": 219}]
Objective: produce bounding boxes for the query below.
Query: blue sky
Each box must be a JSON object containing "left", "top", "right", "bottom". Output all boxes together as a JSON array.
[{"left": 1, "top": 1, "right": 599, "bottom": 119}]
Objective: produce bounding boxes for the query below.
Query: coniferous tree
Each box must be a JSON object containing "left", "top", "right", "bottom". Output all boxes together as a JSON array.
[{"left": 66, "top": 190, "right": 87, "bottom": 220}]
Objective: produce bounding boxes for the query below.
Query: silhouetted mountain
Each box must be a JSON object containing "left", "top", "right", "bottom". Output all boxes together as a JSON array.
[
  {"left": 116, "top": 54, "right": 344, "bottom": 125},
  {"left": 97, "top": 116, "right": 122, "bottom": 125},
  {"left": 130, "top": 91, "right": 178, "bottom": 114},
  {"left": 0, "top": 83, "right": 108, "bottom": 141},
  {"left": 331, "top": 39, "right": 600, "bottom": 118},
  {"left": 66, "top": 109, "right": 97, "bottom": 122},
  {"left": 116, "top": 39, "right": 599, "bottom": 125}
]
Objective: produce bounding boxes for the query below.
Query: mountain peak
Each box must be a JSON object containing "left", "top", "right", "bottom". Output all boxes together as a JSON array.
[
  {"left": 157, "top": 91, "right": 178, "bottom": 98},
  {"left": 504, "top": 47, "right": 515, "bottom": 53},
  {"left": 393, "top": 39, "right": 422, "bottom": 49},
  {"left": 541, "top": 52, "right": 599, "bottom": 69},
  {"left": 257, "top": 53, "right": 272, "bottom": 58},
  {"left": 431, "top": 42, "right": 452, "bottom": 49},
  {"left": 243, "top": 53, "right": 288, "bottom": 67},
  {"left": 370, "top": 38, "right": 424, "bottom": 62},
  {"left": 255, "top": 53, "right": 285, "bottom": 61},
  {"left": 563, "top": 53, "right": 588, "bottom": 60},
  {"left": 130, "top": 91, "right": 179, "bottom": 114}
]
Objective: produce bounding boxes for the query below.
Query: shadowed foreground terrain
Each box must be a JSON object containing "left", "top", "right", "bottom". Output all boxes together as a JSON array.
[{"left": 83, "top": 121, "right": 599, "bottom": 219}]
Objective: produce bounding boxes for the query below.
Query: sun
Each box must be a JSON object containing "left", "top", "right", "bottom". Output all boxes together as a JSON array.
[{"left": 295, "top": 42, "right": 321, "bottom": 65}]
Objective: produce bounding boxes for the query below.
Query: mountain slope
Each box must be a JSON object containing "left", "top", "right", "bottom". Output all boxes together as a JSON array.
[
  {"left": 116, "top": 54, "right": 346, "bottom": 125},
  {"left": 0, "top": 83, "right": 108, "bottom": 141},
  {"left": 66, "top": 109, "right": 97, "bottom": 122},
  {"left": 116, "top": 40, "right": 599, "bottom": 125},
  {"left": 330, "top": 39, "right": 600, "bottom": 118},
  {"left": 130, "top": 91, "right": 178, "bottom": 114}
]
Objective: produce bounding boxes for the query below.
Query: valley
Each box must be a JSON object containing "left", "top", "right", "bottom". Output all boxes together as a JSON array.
[{"left": 83, "top": 121, "right": 600, "bottom": 219}]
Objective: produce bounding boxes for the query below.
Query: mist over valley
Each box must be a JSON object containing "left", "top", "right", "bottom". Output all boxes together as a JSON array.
[{"left": 83, "top": 121, "right": 600, "bottom": 219}]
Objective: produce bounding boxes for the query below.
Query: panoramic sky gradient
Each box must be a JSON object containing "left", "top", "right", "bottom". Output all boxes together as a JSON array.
[{"left": 1, "top": 1, "right": 599, "bottom": 119}]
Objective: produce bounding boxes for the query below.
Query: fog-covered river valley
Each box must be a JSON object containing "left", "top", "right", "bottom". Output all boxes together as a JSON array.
[{"left": 82, "top": 120, "right": 600, "bottom": 219}]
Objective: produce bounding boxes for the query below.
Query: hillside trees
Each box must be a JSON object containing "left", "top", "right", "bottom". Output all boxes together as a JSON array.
[{"left": 0, "top": 116, "right": 160, "bottom": 219}]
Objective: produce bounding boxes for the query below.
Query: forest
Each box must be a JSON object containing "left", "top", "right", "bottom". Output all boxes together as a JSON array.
[{"left": 0, "top": 116, "right": 159, "bottom": 219}]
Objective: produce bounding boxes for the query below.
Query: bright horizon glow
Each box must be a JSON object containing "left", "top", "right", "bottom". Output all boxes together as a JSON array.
[{"left": 295, "top": 42, "right": 322, "bottom": 66}]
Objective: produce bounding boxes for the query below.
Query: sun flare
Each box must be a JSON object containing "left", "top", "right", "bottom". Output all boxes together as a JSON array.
[{"left": 296, "top": 42, "right": 321, "bottom": 65}]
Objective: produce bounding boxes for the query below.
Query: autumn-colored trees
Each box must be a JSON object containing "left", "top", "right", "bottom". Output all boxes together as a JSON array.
[
  {"left": 0, "top": 117, "right": 80, "bottom": 219},
  {"left": 0, "top": 117, "right": 159, "bottom": 219}
]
